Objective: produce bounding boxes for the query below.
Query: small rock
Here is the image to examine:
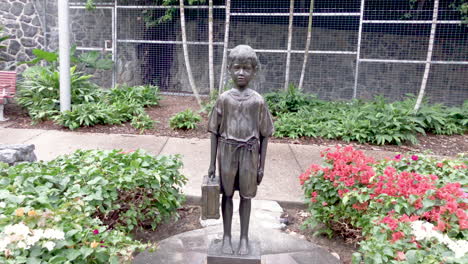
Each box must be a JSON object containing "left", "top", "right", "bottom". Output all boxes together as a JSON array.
[
  {"left": 299, "top": 211, "right": 310, "bottom": 218},
  {"left": 331, "top": 252, "right": 340, "bottom": 260}
]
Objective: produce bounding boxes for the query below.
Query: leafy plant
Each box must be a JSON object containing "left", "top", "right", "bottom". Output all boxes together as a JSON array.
[
  {"left": 169, "top": 109, "right": 201, "bottom": 130},
  {"left": 17, "top": 64, "right": 161, "bottom": 131},
  {"left": 23, "top": 47, "right": 113, "bottom": 71},
  {"left": 264, "top": 84, "right": 319, "bottom": 116},
  {"left": 0, "top": 149, "right": 187, "bottom": 263},
  {"left": 0, "top": 26, "right": 9, "bottom": 51},
  {"left": 131, "top": 113, "right": 157, "bottom": 133},
  {"left": 270, "top": 94, "right": 467, "bottom": 145},
  {"left": 17, "top": 66, "right": 101, "bottom": 122}
]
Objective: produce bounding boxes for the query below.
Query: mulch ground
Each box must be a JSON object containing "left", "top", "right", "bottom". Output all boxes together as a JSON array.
[{"left": 4, "top": 95, "right": 467, "bottom": 157}]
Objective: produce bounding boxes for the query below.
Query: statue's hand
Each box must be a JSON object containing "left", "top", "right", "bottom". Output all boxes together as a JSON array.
[
  {"left": 208, "top": 165, "right": 216, "bottom": 179},
  {"left": 257, "top": 168, "right": 264, "bottom": 185}
]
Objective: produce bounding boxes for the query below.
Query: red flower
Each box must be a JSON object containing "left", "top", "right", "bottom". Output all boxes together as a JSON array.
[
  {"left": 93, "top": 229, "right": 99, "bottom": 235},
  {"left": 394, "top": 154, "right": 402, "bottom": 160},
  {"left": 391, "top": 231, "right": 405, "bottom": 243},
  {"left": 411, "top": 155, "right": 419, "bottom": 161},
  {"left": 436, "top": 162, "right": 444, "bottom": 168}
]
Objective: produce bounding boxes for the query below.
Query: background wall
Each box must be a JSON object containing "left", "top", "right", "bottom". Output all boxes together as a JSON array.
[{"left": 0, "top": 0, "right": 466, "bottom": 106}]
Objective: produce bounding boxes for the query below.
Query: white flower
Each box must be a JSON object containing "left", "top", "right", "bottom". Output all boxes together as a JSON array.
[
  {"left": 0, "top": 202, "right": 5, "bottom": 208},
  {"left": 17, "top": 241, "right": 28, "bottom": 249},
  {"left": 0, "top": 237, "right": 11, "bottom": 252},
  {"left": 411, "top": 220, "right": 468, "bottom": 259},
  {"left": 43, "top": 241, "right": 55, "bottom": 251},
  {"left": 4, "top": 223, "right": 30, "bottom": 237},
  {"left": 43, "top": 229, "right": 65, "bottom": 240},
  {"left": 25, "top": 233, "right": 41, "bottom": 246}
]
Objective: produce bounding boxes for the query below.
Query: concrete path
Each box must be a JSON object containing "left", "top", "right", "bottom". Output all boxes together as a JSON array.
[
  {"left": 0, "top": 127, "right": 397, "bottom": 204},
  {"left": 133, "top": 200, "right": 341, "bottom": 264}
]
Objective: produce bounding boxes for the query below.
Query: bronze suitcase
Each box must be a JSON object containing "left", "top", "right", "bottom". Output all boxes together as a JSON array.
[{"left": 201, "top": 175, "right": 220, "bottom": 220}]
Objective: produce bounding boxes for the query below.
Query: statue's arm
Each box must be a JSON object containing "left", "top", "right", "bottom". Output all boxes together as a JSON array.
[
  {"left": 257, "top": 135, "right": 269, "bottom": 184},
  {"left": 208, "top": 133, "right": 218, "bottom": 178}
]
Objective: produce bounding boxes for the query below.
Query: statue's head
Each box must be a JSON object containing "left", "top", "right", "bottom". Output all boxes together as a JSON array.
[{"left": 228, "top": 45, "right": 258, "bottom": 89}]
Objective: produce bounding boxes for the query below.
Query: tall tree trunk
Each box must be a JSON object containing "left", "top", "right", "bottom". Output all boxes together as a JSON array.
[
  {"left": 298, "top": 0, "right": 314, "bottom": 91},
  {"left": 284, "top": 0, "right": 295, "bottom": 90},
  {"left": 180, "top": 0, "right": 202, "bottom": 107},
  {"left": 208, "top": 0, "right": 214, "bottom": 94},
  {"left": 219, "top": 0, "right": 231, "bottom": 93},
  {"left": 414, "top": 0, "right": 439, "bottom": 111}
]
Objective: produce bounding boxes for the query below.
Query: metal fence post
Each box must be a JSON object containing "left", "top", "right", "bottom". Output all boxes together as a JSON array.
[
  {"left": 112, "top": 0, "right": 117, "bottom": 88},
  {"left": 58, "top": 0, "right": 71, "bottom": 112}
]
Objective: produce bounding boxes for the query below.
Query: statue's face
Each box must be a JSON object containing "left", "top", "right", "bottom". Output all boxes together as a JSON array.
[{"left": 229, "top": 58, "right": 256, "bottom": 89}]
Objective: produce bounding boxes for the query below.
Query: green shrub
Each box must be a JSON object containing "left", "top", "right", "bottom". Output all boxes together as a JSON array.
[
  {"left": 270, "top": 94, "right": 467, "bottom": 145},
  {"left": 300, "top": 146, "right": 467, "bottom": 264},
  {"left": 0, "top": 149, "right": 186, "bottom": 263},
  {"left": 17, "top": 66, "right": 101, "bottom": 122},
  {"left": 169, "top": 109, "right": 201, "bottom": 130},
  {"left": 131, "top": 113, "right": 156, "bottom": 133},
  {"left": 264, "top": 84, "right": 320, "bottom": 116},
  {"left": 17, "top": 67, "right": 160, "bottom": 131}
]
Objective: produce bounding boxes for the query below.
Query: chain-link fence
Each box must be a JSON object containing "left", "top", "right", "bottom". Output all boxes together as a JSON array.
[{"left": 62, "top": 0, "right": 468, "bottom": 106}]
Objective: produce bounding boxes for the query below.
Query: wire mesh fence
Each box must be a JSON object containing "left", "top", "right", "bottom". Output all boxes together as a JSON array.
[{"left": 65, "top": 0, "right": 467, "bottom": 106}]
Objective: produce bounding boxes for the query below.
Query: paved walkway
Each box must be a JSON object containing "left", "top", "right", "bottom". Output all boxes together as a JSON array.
[
  {"left": 0, "top": 126, "right": 397, "bottom": 204},
  {"left": 133, "top": 200, "right": 341, "bottom": 264}
]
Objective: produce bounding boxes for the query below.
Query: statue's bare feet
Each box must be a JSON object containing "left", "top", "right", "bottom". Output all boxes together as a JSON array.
[
  {"left": 237, "top": 237, "right": 249, "bottom": 255},
  {"left": 221, "top": 236, "right": 234, "bottom": 255}
]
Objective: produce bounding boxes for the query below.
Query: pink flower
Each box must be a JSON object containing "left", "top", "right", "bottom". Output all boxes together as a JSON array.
[
  {"left": 93, "top": 229, "right": 99, "bottom": 235},
  {"left": 436, "top": 163, "right": 444, "bottom": 168},
  {"left": 396, "top": 251, "right": 406, "bottom": 261},
  {"left": 394, "top": 154, "right": 402, "bottom": 160},
  {"left": 411, "top": 155, "right": 419, "bottom": 161},
  {"left": 322, "top": 202, "right": 328, "bottom": 206}
]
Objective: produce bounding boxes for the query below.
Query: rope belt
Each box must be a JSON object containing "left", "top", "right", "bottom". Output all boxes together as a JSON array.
[{"left": 219, "top": 137, "right": 258, "bottom": 151}]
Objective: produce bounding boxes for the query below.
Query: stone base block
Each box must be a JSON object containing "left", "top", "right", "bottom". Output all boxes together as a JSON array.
[{"left": 207, "top": 239, "right": 261, "bottom": 264}]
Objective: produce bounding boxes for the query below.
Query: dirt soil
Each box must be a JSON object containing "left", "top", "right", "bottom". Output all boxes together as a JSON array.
[
  {"left": 132, "top": 206, "right": 357, "bottom": 264},
  {"left": 4, "top": 95, "right": 467, "bottom": 157}
]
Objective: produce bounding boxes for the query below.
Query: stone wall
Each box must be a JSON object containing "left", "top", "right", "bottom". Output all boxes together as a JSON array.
[{"left": 0, "top": 0, "right": 45, "bottom": 72}]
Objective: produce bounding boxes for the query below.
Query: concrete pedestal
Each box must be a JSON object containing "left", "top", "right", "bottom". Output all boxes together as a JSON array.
[{"left": 207, "top": 239, "right": 261, "bottom": 264}]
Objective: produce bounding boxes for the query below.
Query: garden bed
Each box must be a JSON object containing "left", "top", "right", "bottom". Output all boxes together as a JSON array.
[{"left": 4, "top": 95, "right": 467, "bottom": 157}]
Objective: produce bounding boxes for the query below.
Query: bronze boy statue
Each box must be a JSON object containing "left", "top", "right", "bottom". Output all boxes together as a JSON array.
[{"left": 207, "top": 45, "right": 274, "bottom": 255}]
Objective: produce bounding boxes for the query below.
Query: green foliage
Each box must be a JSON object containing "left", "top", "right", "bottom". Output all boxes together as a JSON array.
[
  {"left": 131, "top": 113, "right": 157, "bottom": 133},
  {"left": 17, "top": 66, "right": 101, "bottom": 122},
  {"left": 269, "top": 92, "right": 467, "bottom": 145},
  {"left": 264, "top": 84, "right": 320, "bottom": 116},
  {"left": 200, "top": 90, "right": 219, "bottom": 114},
  {"left": 17, "top": 65, "right": 161, "bottom": 130},
  {"left": 169, "top": 109, "right": 201, "bottom": 130},
  {"left": 0, "top": 149, "right": 187, "bottom": 263},
  {"left": 0, "top": 26, "right": 9, "bottom": 51},
  {"left": 52, "top": 85, "right": 161, "bottom": 130},
  {"left": 22, "top": 47, "right": 113, "bottom": 71},
  {"left": 86, "top": 0, "right": 206, "bottom": 26}
]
